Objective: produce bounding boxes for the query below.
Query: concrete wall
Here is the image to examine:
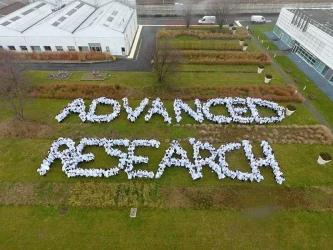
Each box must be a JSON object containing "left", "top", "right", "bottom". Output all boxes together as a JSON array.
[{"left": 276, "top": 8, "right": 333, "bottom": 70}]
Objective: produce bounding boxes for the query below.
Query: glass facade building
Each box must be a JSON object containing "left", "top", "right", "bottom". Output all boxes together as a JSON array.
[{"left": 274, "top": 9, "right": 333, "bottom": 84}]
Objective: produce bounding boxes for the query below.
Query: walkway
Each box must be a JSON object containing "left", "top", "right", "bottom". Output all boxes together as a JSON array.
[
  {"left": 249, "top": 31, "right": 333, "bottom": 133},
  {"left": 288, "top": 54, "right": 333, "bottom": 102}
]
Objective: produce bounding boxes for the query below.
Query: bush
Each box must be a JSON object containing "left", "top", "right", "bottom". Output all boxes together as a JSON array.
[
  {"left": 239, "top": 39, "right": 244, "bottom": 41},
  {"left": 180, "top": 51, "right": 271, "bottom": 65},
  {"left": 16, "top": 51, "right": 112, "bottom": 61},
  {"left": 258, "top": 64, "right": 265, "bottom": 69},
  {"left": 265, "top": 74, "right": 272, "bottom": 79},
  {"left": 287, "top": 104, "right": 296, "bottom": 111},
  {"left": 156, "top": 28, "right": 249, "bottom": 40},
  {"left": 232, "top": 27, "right": 237, "bottom": 30},
  {"left": 319, "top": 152, "right": 332, "bottom": 161},
  {"left": 243, "top": 42, "right": 249, "bottom": 46}
]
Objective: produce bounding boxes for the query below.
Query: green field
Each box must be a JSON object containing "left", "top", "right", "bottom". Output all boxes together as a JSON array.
[{"left": 1, "top": 25, "right": 333, "bottom": 249}]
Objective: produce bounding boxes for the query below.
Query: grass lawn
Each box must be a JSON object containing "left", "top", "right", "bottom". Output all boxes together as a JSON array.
[
  {"left": 1, "top": 23, "right": 333, "bottom": 249},
  {"left": 248, "top": 25, "right": 280, "bottom": 51},
  {"left": 1, "top": 206, "right": 333, "bottom": 249},
  {"left": 275, "top": 56, "right": 333, "bottom": 127},
  {"left": 27, "top": 68, "right": 285, "bottom": 87}
]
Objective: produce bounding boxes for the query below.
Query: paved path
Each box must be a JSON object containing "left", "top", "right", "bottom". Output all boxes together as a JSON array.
[{"left": 249, "top": 32, "right": 333, "bottom": 133}]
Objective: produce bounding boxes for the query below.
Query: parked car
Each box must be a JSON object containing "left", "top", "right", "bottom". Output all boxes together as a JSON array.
[
  {"left": 251, "top": 15, "right": 266, "bottom": 23},
  {"left": 198, "top": 16, "right": 216, "bottom": 24}
]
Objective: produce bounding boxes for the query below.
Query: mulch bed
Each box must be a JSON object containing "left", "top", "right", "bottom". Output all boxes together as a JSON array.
[{"left": 81, "top": 72, "right": 107, "bottom": 81}]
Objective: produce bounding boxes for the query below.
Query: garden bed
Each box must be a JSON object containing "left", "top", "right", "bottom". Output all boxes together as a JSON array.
[{"left": 81, "top": 72, "right": 107, "bottom": 81}]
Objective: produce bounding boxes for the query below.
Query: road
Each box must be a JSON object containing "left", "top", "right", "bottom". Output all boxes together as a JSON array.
[
  {"left": 138, "top": 14, "right": 279, "bottom": 26},
  {"left": 25, "top": 15, "right": 278, "bottom": 72}
]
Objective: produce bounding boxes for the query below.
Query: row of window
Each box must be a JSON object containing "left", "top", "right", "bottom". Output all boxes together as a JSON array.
[{"left": 0, "top": 45, "right": 110, "bottom": 52}]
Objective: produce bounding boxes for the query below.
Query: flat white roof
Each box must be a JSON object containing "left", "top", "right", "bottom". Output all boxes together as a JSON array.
[
  {"left": 78, "top": 1, "right": 134, "bottom": 33},
  {"left": 0, "top": 1, "right": 54, "bottom": 32},
  {"left": 40, "top": 1, "right": 96, "bottom": 33}
]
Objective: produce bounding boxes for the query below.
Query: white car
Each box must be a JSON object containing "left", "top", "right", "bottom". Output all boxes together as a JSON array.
[
  {"left": 251, "top": 15, "right": 266, "bottom": 24},
  {"left": 198, "top": 16, "right": 216, "bottom": 24}
]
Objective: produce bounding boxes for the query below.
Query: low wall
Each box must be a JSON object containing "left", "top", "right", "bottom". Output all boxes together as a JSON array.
[{"left": 137, "top": 2, "right": 333, "bottom": 16}]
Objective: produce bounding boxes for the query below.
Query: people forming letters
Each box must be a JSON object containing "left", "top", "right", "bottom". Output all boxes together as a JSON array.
[
  {"left": 46, "top": 97, "right": 287, "bottom": 185},
  {"left": 55, "top": 97, "right": 285, "bottom": 125},
  {"left": 38, "top": 138, "right": 285, "bottom": 184}
]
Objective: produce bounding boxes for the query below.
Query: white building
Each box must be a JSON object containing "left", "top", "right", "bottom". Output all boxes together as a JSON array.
[
  {"left": 0, "top": 0, "right": 138, "bottom": 55},
  {"left": 274, "top": 8, "right": 333, "bottom": 84}
]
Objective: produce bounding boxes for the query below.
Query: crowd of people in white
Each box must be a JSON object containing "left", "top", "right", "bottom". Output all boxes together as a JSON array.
[
  {"left": 55, "top": 97, "right": 285, "bottom": 125},
  {"left": 48, "top": 96, "right": 286, "bottom": 184},
  {"left": 38, "top": 137, "right": 285, "bottom": 184}
]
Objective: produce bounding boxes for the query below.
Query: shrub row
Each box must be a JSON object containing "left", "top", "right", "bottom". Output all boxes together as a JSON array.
[
  {"left": 162, "top": 186, "right": 327, "bottom": 210},
  {"left": 18, "top": 51, "right": 113, "bottom": 61},
  {"left": 68, "top": 182, "right": 164, "bottom": 208},
  {"left": 173, "top": 85, "right": 305, "bottom": 103},
  {"left": 160, "top": 41, "right": 241, "bottom": 50},
  {"left": 30, "top": 84, "right": 305, "bottom": 103},
  {"left": 180, "top": 51, "right": 271, "bottom": 65},
  {"left": 157, "top": 28, "right": 249, "bottom": 40},
  {"left": 192, "top": 124, "right": 333, "bottom": 145},
  {"left": 30, "top": 83, "right": 129, "bottom": 100}
]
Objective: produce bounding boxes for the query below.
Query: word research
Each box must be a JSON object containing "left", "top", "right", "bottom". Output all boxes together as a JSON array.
[{"left": 38, "top": 138, "right": 285, "bottom": 184}]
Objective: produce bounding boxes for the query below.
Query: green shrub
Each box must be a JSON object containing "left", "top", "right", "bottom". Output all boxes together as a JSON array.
[
  {"left": 287, "top": 104, "right": 296, "bottom": 111},
  {"left": 319, "top": 152, "right": 332, "bottom": 161}
]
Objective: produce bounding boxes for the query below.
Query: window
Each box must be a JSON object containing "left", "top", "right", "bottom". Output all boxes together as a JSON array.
[
  {"left": 78, "top": 46, "right": 89, "bottom": 51},
  {"left": 67, "top": 46, "right": 76, "bottom": 51},
  {"left": 330, "top": 75, "right": 333, "bottom": 83},
  {"left": 30, "top": 46, "right": 41, "bottom": 51},
  {"left": 44, "top": 46, "right": 52, "bottom": 51},
  {"left": 0, "top": 46, "right": 4, "bottom": 50},
  {"left": 105, "top": 46, "right": 110, "bottom": 52},
  {"left": 20, "top": 46, "right": 28, "bottom": 51},
  {"left": 55, "top": 46, "right": 63, "bottom": 51},
  {"left": 8, "top": 46, "right": 16, "bottom": 51}
]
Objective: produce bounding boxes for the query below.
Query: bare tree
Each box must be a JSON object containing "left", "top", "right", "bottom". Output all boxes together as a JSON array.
[
  {"left": 151, "top": 41, "right": 182, "bottom": 83},
  {"left": 0, "top": 51, "right": 32, "bottom": 121},
  {"left": 183, "top": 0, "right": 194, "bottom": 29},
  {"left": 208, "top": 0, "right": 237, "bottom": 29}
]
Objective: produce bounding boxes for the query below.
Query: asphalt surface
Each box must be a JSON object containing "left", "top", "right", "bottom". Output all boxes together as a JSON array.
[
  {"left": 24, "top": 16, "right": 278, "bottom": 72},
  {"left": 25, "top": 26, "right": 161, "bottom": 72}
]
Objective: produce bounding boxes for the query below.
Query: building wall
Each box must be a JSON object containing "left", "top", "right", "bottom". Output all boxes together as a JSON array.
[
  {"left": 123, "top": 9, "right": 137, "bottom": 54},
  {"left": 0, "top": 3, "right": 138, "bottom": 55},
  {"left": 276, "top": 8, "right": 333, "bottom": 70}
]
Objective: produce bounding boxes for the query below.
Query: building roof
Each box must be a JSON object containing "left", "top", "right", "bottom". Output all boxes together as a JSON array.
[
  {"left": 38, "top": 1, "right": 95, "bottom": 33},
  {"left": 0, "top": 1, "right": 54, "bottom": 33},
  {"left": 0, "top": 2, "right": 26, "bottom": 17},
  {"left": 77, "top": 1, "right": 134, "bottom": 33},
  {"left": 301, "top": 8, "right": 333, "bottom": 31},
  {"left": 288, "top": 8, "right": 333, "bottom": 36}
]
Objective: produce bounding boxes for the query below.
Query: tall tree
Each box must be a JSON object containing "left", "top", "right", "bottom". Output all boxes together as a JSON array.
[
  {"left": 208, "top": 0, "right": 237, "bottom": 28},
  {"left": 151, "top": 41, "right": 182, "bottom": 83},
  {"left": 0, "top": 51, "right": 32, "bottom": 121},
  {"left": 183, "top": 0, "right": 194, "bottom": 29}
]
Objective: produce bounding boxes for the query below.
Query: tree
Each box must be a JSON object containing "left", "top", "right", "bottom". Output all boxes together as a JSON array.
[
  {"left": 183, "top": 0, "right": 194, "bottom": 29},
  {"left": 151, "top": 41, "right": 182, "bottom": 83},
  {"left": 208, "top": 0, "right": 237, "bottom": 29},
  {"left": 0, "top": 51, "right": 32, "bottom": 121}
]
